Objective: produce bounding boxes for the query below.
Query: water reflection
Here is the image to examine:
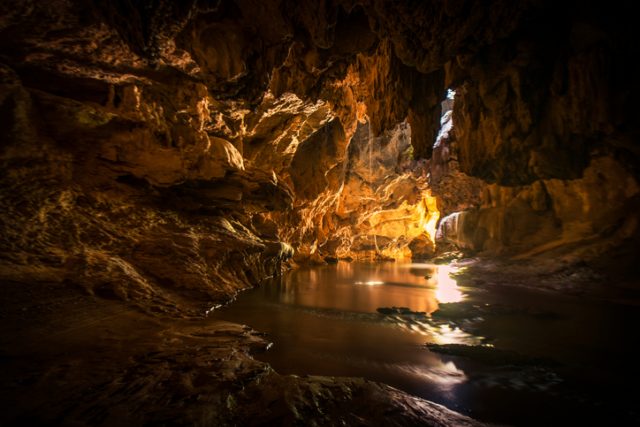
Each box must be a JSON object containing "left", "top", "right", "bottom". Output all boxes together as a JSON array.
[
  {"left": 213, "top": 261, "right": 475, "bottom": 408},
  {"left": 274, "top": 262, "right": 442, "bottom": 314},
  {"left": 397, "top": 360, "right": 467, "bottom": 391},
  {"left": 432, "top": 265, "right": 464, "bottom": 304},
  {"left": 397, "top": 262, "right": 465, "bottom": 304},
  {"left": 274, "top": 262, "right": 467, "bottom": 323},
  {"left": 355, "top": 280, "right": 384, "bottom": 286},
  {"left": 213, "top": 261, "right": 640, "bottom": 426},
  {"left": 429, "top": 323, "right": 484, "bottom": 345}
]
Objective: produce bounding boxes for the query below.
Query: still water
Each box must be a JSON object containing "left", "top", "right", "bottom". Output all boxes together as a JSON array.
[{"left": 212, "top": 261, "right": 640, "bottom": 425}]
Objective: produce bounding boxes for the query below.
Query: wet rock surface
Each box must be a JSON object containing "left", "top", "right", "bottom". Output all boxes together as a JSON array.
[
  {"left": 433, "top": 301, "right": 564, "bottom": 322},
  {"left": 425, "top": 343, "right": 558, "bottom": 368},
  {"left": 0, "top": 282, "right": 484, "bottom": 426},
  {"left": 211, "top": 260, "right": 640, "bottom": 426},
  {"left": 377, "top": 306, "right": 427, "bottom": 317},
  {"left": 425, "top": 343, "right": 564, "bottom": 392}
]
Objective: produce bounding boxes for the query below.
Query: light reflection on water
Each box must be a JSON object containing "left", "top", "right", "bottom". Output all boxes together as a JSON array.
[
  {"left": 276, "top": 261, "right": 465, "bottom": 316},
  {"left": 433, "top": 265, "right": 465, "bottom": 304},
  {"left": 213, "top": 261, "right": 475, "bottom": 400},
  {"left": 396, "top": 360, "right": 467, "bottom": 395},
  {"left": 354, "top": 280, "right": 385, "bottom": 286},
  {"left": 212, "top": 260, "right": 640, "bottom": 425}
]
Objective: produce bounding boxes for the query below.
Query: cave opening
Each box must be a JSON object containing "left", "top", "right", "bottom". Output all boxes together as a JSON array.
[{"left": 1, "top": 1, "right": 640, "bottom": 426}]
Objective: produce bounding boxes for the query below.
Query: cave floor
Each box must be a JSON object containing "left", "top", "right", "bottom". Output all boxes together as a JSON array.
[
  {"left": 0, "top": 279, "right": 482, "bottom": 426},
  {"left": 2, "top": 256, "right": 639, "bottom": 426}
]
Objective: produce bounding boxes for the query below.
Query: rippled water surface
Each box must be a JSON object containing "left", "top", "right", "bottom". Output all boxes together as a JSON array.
[{"left": 212, "top": 261, "right": 640, "bottom": 425}]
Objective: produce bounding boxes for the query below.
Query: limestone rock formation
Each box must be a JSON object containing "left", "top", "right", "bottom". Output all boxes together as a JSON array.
[
  {"left": 437, "top": 156, "right": 639, "bottom": 258},
  {"left": 1, "top": 0, "right": 639, "bottom": 425}
]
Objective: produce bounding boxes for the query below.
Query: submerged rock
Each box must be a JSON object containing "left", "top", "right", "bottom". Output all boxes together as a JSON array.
[
  {"left": 426, "top": 343, "right": 563, "bottom": 392},
  {"left": 432, "top": 302, "right": 484, "bottom": 320},
  {"left": 426, "top": 343, "right": 558, "bottom": 367},
  {"left": 377, "top": 306, "right": 427, "bottom": 317},
  {"left": 433, "top": 301, "right": 563, "bottom": 321}
]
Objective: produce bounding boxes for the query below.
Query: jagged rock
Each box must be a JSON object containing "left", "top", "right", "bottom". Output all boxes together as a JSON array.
[
  {"left": 377, "top": 306, "right": 427, "bottom": 317},
  {"left": 263, "top": 241, "right": 295, "bottom": 260},
  {"left": 409, "top": 235, "right": 436, "bottom": 260},
  {"left": 436, "top": 156, "right": 639, "bottom": 256}
]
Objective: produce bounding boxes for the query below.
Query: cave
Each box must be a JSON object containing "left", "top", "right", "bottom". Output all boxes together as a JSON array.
[{"left": 1, "top": 1, "right": 639, "bottom": 425}]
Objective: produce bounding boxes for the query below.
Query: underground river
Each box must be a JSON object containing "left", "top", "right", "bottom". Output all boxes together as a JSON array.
[{"left": 212, "top": 261, "right": 640, "bottom": 426}]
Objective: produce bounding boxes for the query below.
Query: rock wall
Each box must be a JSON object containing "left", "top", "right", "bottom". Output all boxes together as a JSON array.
[
  {"left": 433, "top": 0, "right": 640, "bottom": 259},
  {"left": 0, "top": 0, "right": 442, "bottom": 314},
  {"left": 0, "top": 63, "right": 292, "bottom": 316},
  {"left": 1, "top": 0, "right": 639, "bottom": 314},
  {"left": 290, "top": 121, "right": 439, "bottom": 261},
  {"left": 437, "top": 156, "right": 639, "bottom": 257}
]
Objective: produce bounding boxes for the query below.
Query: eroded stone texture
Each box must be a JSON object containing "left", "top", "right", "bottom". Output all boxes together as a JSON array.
[
  {"left": 1, "top": 0, "right": 639, "bottom": 424},
  {"left": 430, "top": 1, "right": 640, "bottom": 259},
  {"left": 436, "top": 154, "right": 639, "bottom": 258},
  {"left": 0, "top": 285, "right": 484, "bottom": 426},
  {"left": 264, "top": 120, "right": 440, "bottom": 261}
]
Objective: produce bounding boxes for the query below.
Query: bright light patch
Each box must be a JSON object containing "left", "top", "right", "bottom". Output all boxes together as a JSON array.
[
  {"left": 355, "top": 280, "right": 384, "bottom": 286},
  {"left": 397, "top": 263, "right": 433, "bottom": 269},
  {"left": 397, "top": 361, "right": 467, "bottom": 390},
  {"left": 421, "top": 190, "right": 440, "bottom": 244},
  {"left": 434, "top": 265, "right": 464, "bottom": 304},
  {"left": 411, "top": 190, "right": 440, "bottom": 248},
  {"left": 430, "top": 324, "right": 484, "bottom": 345},
  {"left": 447, "top": 88, "right": 456, "bottom": 99}
]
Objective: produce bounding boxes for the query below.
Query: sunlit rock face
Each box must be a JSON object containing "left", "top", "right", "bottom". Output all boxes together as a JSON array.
[
  {"left": 289, "top": 121, "right": 439, "bottom": 261},
  {"left": 0, "top": 0, "right": 443, "bottom": 314},
  {"left": 220, "top": 91, "right": 439, "bottom": 261},
  {"left": 1, "top": 0, "right": 639, "bottom": 309},
  {"left": 438, "top": 156, "right": 639, "bottom": 257}
]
